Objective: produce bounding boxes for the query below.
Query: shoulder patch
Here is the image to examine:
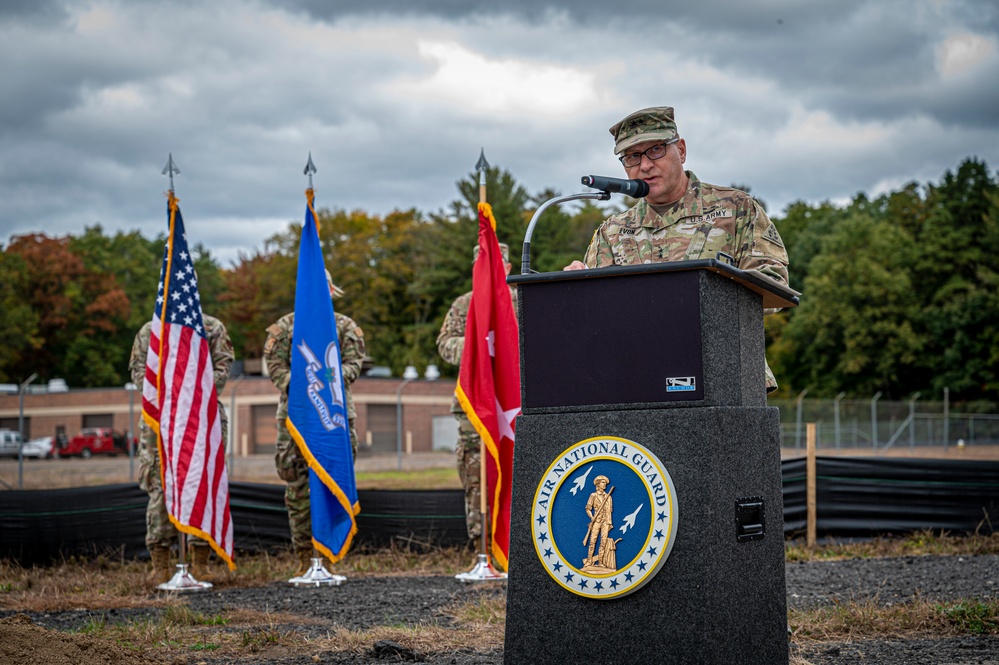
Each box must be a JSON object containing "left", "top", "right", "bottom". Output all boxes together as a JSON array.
[
  {"left": 263, "top": 336, "right": 277, "bottom": 355},
  {"left": 762, "top": 223, "right": 784, "bottom": 247}
]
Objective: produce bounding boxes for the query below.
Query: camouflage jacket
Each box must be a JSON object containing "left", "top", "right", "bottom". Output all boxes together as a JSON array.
[
  {"left": 436, "top": 286, "right": 519, "bottom": 413},
  {"left": 263, "top": 311, "right": 366, "bottom": 420},
  {"left": 583, "top": 171, "right": 789, "bottom": 286},
  {"left": 128, "top": 315, "right": 235, "bottom": 394}
]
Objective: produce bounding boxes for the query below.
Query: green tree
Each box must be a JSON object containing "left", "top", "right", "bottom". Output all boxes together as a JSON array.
[
  {"left": 424, "top": 167, "right": 531, "bottom": 377},
  {"left": 319, "top": 207, "right": 430, "bottom": 373},
  {"left": 774, "top": 211, "right": 922, "bottom": 397},
  {"left": 911, "top": 159, "right": 999, "bottom": 399},
  {"left": 220, "top": 207, "right": 434, "bottom": 377},
  {"left": 218, "top": 249, "right": 297, "bottom": 362},
  {"left": 0, "top": 250, "right": 41, "bottom": 383},
  {"left": 773, "top": 200, "right": 846, "bottom": 290}
]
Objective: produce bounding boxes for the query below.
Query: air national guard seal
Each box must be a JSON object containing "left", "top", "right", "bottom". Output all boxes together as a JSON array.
[{"left": 531, "top": 436, "right": 678, "bottom": 599}]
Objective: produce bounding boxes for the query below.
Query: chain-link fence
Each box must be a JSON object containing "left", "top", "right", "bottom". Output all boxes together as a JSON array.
[{"left": 771, "top": 395, "right": 999, "bottom": 454}]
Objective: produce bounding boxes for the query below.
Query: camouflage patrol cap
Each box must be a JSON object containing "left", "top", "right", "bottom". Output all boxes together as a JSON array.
[
  {"left": 609, "top": 106, "right": 678, "bottom": 155},
  {"left": 472, "top": 243, "right": 511, "bottom": 264},
  {"left": 324, "top": 269, "right": 345, "bottom": 300}
]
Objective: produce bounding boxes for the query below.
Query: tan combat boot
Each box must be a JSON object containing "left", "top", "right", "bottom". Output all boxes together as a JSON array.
[
  {"left": 148, "top": 545, "right": 172, "bottom": 586},
  {"left": 295, "top": 547, "right": 316, "bottom": 576},
  {"left": 189, "top": 545, "right": 213, "bottom": 583}
]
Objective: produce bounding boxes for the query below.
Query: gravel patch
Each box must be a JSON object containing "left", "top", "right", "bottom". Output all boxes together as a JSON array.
[
  {"left": 6, "top": 555, "right": 999, "bottom": 664},
  {"left": 786, "top": 554, "right": 999, "bottom": 609}
]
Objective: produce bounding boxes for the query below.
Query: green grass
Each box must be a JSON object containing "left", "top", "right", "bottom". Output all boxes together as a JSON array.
[
  {"left": 939, "top": 601, "right": 999, "bottom": 634},
  {"left": 785, "top": 529, "right": 999, "bottom": 562},
  {"left": 790, "top": 598, "right": 999, "bottom": 641},
  {"left": 189, "top": 640, "right": 222, "bottom": 651},
  {"left": 355, "top": 467, "right": 460, "bottom": 490}
]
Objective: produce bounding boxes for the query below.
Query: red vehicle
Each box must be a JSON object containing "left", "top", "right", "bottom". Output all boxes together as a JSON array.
[{"left": 55, "top": 428, "right": 136, "bottom": 459}]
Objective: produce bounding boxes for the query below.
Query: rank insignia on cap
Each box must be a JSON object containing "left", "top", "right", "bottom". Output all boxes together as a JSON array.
[{"left": 531, "top": 436, "right": 678, "bottom": 599}]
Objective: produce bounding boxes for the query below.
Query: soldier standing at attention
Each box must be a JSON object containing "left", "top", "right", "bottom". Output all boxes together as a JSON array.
[
  {"left": 565, "top": 106, "right": 790, "bottom": 392},
  {"left": 129, "top": 315, "right": 234, "bottom": 586},
  {"left": 263, "top": 272, "right": 366, "bottom": 576},
  {"left": 436, "top": 243, "right": 517, "bottom": 546}
]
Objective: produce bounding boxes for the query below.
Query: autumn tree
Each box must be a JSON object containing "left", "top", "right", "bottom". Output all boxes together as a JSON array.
[{"left": 4, "top": 233, "right": 130, "bottom": 387}]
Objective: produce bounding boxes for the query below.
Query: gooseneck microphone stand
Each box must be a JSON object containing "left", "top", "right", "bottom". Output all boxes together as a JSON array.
[{"left": 520, "top": 190, "right": 611, "bottom": 275}]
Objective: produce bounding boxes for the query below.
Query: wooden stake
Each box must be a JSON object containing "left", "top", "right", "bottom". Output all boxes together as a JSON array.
[{"left": 806, "top": 422, "right": 817, "bottom": 547}]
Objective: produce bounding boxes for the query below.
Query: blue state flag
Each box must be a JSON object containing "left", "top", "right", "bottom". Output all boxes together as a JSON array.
[{"left": 286, "top": 194, "right": 359, "bottom": 563}]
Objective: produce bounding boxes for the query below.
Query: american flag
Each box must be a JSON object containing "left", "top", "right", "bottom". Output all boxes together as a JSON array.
[{"left": 141, "top": 194, "right": 234, "bottom": 568}]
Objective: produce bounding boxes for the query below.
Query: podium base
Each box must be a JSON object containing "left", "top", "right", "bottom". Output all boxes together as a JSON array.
[
  {"left": 157, "top": 564, "right": 211, "bottom": 592},
  {"left": 455, "top": 554, "right": 507, "bottom": 582},
  {"left": 288, "top": 558, "right": 346, "bottom": 587}
]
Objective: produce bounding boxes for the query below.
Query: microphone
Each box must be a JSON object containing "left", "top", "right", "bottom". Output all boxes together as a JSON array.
[{"left": 581, "top": 175, "right": 650, "bottom": 198}]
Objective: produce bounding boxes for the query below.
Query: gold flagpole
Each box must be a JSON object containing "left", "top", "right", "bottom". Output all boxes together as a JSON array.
[
  {"left": 156, "top": 154, "right": 209, "bottom": 591},
  {"left": 456, "top": 149, "right": 505, "bottom": 582},
  {"left": 475, "top": 149, "right": 490, "bottom": 563}
]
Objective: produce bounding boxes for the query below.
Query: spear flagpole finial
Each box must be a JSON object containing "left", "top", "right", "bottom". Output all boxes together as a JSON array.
[
  {"left": 476, "top": 148, "right": 490, "bottom": 205},
  {"left": 304, "top": 152, "right": 317, "bottom": 190},
  {"left": 162, "top": 153, "right": 181, "bottom": 193}
]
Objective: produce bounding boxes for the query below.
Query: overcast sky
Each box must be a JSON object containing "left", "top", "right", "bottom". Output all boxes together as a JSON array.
[{"left": 2, "top": 0, "right": 997, "bottom": 265}]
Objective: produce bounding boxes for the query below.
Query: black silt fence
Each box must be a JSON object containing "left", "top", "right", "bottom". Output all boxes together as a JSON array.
[
  {"left": 782, "top": 457, "right": 999, "bottom": 536},
  {"left": 2, "top": 458, "right": 998, "bottom": 566},
  {"left": 0, "top": 482, "right": 467, "bottom": 566}
]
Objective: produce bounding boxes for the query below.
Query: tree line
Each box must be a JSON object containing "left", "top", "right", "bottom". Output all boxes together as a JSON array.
[{"left": 1, "top": 159, "right": 996, "bottom": 405}]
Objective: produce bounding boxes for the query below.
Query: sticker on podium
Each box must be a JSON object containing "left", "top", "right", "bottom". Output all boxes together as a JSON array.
[
  {"left": 666, "top": 376, "right": 696, "bottom": 392},
  {"left": 531, "top": 436, "right": 678, "bottom": 599}
]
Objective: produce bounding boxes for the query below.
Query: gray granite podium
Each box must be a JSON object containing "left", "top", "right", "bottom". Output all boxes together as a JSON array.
[{"left": 504, "top": 259, "right": 799, "bottom": 665}]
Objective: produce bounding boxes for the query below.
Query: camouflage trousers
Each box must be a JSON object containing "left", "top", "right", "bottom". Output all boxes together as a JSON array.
[
  {"left": 137, "top": 415, "right": 228, "bottom": 550},
  {"left": 455, "top": 411, "right": 482, "bottom": 542},
  {"left": 274, "top": 418, "right": 358, "bottom": 552}
]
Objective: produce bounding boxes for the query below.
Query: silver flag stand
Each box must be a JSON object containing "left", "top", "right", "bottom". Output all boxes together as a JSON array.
[
  {"left": 456, "top": 503, "right": 507, "bottom": 582},
  {"left": 289, "top": 557, "right": 346, "bottom": 587},
  {"left": 158, "top": 533, "right": 211, "bottom": 592},
  {"left": 158, "top": 563, "right": 212, "bottom": 592},
  {"left": 456, "top": 553, "right": 506, "bottom": 582}
]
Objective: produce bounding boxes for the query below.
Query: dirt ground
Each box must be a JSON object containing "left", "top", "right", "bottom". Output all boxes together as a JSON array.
[
  {"left": 1, "top": 554, "right": 998, "bottom": 664},
  {"left": 0, "top": 451, "right": 459, "bottom": 490},
  {"left": 3, "top": 451, "right": 999, "bottom": 662}
]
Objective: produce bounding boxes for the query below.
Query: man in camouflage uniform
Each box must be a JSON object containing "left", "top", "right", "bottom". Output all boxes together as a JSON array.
[
  {"left": 129, "top": 314, "right": 234, "bottom": 585},
  {"left": 263, "top": 275, "right": 366, "bottom": 575},
  {"left": 436, "top": 243, "right": 518, "bottom": 545},
  {"left": 566, "top": 106, "right": 790, "bottom": 392}
]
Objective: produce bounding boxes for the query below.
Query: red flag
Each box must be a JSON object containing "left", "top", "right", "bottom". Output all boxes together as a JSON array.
[
  {"left": 142, "top": 193, "right": 234, "bottom": 569},
  {"left": 455, "top": 203, "right": 521, "bottom": 570}
]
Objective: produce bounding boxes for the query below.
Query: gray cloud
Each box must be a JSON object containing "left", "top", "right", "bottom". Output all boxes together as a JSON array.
[{"left": 1, "top": 0, "right": 997, "bottom": 266}]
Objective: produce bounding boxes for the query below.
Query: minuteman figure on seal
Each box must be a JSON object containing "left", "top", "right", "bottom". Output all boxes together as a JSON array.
[{"left": 582, "top": 475, "right": 615, "bottom": 572}]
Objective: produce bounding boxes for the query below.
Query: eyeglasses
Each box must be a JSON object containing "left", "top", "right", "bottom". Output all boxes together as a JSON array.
[{"left": 619, "top": 137, "right": 679, "bottom": 168}]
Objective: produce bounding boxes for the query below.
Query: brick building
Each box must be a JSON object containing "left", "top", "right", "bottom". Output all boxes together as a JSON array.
[{"left": 0, "top": 376, "right": 458, "bottom": 458}]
